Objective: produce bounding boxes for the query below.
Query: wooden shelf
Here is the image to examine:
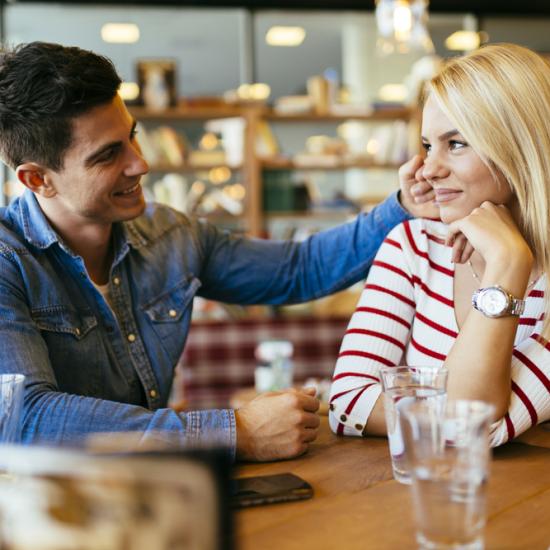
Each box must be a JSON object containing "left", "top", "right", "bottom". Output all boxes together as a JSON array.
[
  {"left": 146, "top": 163, "right": 242, "bottom": 173},
  {"left": 263, "top": 106, "right": 414, "bottom": 122},
  {"left": 260, "top": 158, "right": 401, "bottom": 171},
  {"left": 129, "top": 105, "right": 244, "bottom": 120},
  {"left": 129, "top": 104, "right": 413, "bottom": 123},
  {"left": 131, "top": 102, "right": 417, "bottom": 237}
]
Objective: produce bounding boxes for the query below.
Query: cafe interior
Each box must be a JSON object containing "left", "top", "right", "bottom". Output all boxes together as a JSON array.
[{"left": 0, "top": 0, "right": 548, "bottom": 548}]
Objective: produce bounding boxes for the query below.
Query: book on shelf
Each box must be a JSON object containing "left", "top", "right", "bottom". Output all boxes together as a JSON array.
[
  {"left": 187, "top": 149, "right": 227, "bottom": 166},
  {"left": 255, "top": 120, "right": 279, "bottom": 156},
  {"left": 273, "top": 95, "right": 313, "bottom": 115},
  {"left": 137, "top": 123, "right": 187, "bottom": 167},
  {"left": 156, "top": 126, "right": 187, "bottom": 165},
  {"left": 136, "top": 122, "right": 161, "bottom": 165},
  {"left": 292, "top": 153, "right": 340, "bottom": 168},
  {"left": 329, "top": 103, "right": 374, "bottom": 117}
]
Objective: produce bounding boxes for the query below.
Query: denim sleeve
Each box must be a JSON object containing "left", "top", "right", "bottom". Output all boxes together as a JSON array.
[
  {"left": 0, "top": 259, "right": 236, "bottom": 458},
  {"left": 198, "top": 191, "right": 412, "bottom": 304}
]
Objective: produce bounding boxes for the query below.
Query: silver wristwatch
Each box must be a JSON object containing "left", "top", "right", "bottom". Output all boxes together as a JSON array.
[{"left": 471, "top": 285, "right": 525, "bottom": 318}]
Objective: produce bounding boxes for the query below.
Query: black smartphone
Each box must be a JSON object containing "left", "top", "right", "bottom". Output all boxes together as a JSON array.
[{"left": 231, "top": 472, "right": 314, "bottom": 508}]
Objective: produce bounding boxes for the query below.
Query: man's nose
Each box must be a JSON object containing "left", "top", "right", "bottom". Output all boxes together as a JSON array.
[{"left": 125, "top": 143, "right": 149, "bottom": 177}]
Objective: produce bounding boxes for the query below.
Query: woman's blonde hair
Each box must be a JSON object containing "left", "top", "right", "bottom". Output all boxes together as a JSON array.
[{"left": 428, "top": 43, "right": 550, "bottom": 338}]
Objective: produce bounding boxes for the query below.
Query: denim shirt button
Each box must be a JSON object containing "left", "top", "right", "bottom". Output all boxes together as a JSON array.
[
  {"left": 75, "top": 328, "right": 81, "bottom": 336},
  {"left": 169, "top": 309, "right": 177, "bottom": 318},
  {"left": 127, "top": 333, "right": 136, "bottom": 343},
  {"left": 113, "top": 277, "right": 121, "bottom": 286},
  {"left": 149, "top": 389, "right": 157, "bottom": 398}
]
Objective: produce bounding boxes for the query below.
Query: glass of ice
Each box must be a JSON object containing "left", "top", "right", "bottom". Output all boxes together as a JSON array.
[
  {"left": 400, "top": 399, "right": 495, "bottom": 550},
  {"left": 379, "top": 366, "right": 448, "bottom": 484}
]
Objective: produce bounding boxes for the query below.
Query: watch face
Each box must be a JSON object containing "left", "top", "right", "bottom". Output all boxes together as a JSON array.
[{"left": 479, "top": 287, "right": 508, "bottom": 316}]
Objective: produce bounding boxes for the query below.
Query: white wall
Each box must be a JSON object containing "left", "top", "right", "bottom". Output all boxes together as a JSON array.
[{"left": 5, "top": 4, "right": 245, "bottom": 96}]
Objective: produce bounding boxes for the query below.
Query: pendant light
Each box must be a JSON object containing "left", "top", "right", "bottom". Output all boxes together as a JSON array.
[{"left": 375, "top": 0, "right": 434, "bottom": 56}]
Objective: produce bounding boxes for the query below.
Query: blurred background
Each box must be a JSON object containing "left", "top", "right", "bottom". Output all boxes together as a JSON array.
[{"left": 2, "top": 1, "right": 550, "bottom": 406}]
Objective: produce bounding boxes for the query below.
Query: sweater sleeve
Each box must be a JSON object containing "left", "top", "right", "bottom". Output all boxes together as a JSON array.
[
  {"left": 489, "top": 328, "right": 550, "bottom": 446},
  {"left": 329, "top": 223, "right": 415, "bottom": 436}
]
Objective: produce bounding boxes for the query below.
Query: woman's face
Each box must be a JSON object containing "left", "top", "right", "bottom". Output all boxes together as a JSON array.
[{"left": 421, "top": 94, "right": 516, "bottom": 224}]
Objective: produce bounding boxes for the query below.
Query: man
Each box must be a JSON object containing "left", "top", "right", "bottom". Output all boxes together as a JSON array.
[{"left": 0, "top": 42, "right": 434, "bottom": 461}]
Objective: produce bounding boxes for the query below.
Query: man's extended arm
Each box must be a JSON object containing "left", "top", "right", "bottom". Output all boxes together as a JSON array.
[{"left": 198, "top": 191, "right": 412, "bottom": 304}]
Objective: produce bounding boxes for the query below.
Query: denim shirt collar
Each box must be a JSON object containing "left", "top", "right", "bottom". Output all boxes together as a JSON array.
[
  {"left": 18, "top": 189, "right": 148, "bottom": 257},
  {"left": 19, "top": 189, "right": 60, "bottom": 250}
]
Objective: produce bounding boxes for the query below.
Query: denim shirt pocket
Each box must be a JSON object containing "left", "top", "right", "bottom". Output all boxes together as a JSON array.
[
  {"left": 143, "top": 276, "right": 201, "bottom": 364},
  {"left": 31, "top": 306, "right": 98, "bottom": 340},
  {"left": 30, "top": 306, "right": 100, "bottom": 395}
]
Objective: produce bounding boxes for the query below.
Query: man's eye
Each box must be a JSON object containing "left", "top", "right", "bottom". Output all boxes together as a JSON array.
[
  {"left": 130, "top": 128, "right": 139, "bottom": 140},
  {"left": 97, "top": 149, "right": 116, "bottom": 162}
]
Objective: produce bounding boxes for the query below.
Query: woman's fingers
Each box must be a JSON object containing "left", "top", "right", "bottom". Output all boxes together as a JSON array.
[
  {"left": 458, "top": 241, "right": 475, "bottom": 264},
  {"left": 450, "top": 233, "right": 468, "bottom": 264}
]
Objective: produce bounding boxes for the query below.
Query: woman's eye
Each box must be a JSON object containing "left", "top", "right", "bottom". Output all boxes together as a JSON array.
[
  {"left": 422, "top": 142, "right": 431, "bottom": 153},
  {"left": 450, "top": 140, "right": 467, "bottom": 151}
]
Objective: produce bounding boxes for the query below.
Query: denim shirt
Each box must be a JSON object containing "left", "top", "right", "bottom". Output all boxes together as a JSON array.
[{"left": 0, "top": 190, "right": 410, "bottom": 459}]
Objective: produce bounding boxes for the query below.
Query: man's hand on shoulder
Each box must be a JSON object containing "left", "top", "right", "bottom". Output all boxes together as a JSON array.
[
  {"left": 398, "top": 154, "right": 439, "bottom": 219},
  {"left": 235, "top": 387, "right": 320, "bottom": 462}
]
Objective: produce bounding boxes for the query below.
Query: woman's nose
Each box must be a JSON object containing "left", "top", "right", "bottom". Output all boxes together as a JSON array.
[{"left": 421, "top": 153, "right": 448, "bottom": 182}]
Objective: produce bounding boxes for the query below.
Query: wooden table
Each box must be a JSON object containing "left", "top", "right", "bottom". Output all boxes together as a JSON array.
[{"left": 236, "top": 418, "right": 550, "bottom": 549}]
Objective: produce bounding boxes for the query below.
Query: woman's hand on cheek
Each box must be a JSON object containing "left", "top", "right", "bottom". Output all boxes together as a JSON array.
[{"left": 445, "top": 202, "right": 533, "bottom": 267}]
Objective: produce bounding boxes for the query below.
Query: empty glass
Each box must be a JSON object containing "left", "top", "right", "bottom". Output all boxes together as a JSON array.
[
  {"left": 0, "top": 374, "right": 25, "bottom": 443},
  {"left": 400, "top": 400, "right": 495, "bottom": 550},
  {"left": 379, "top": 366, "right": 448, "bottom": 484}
]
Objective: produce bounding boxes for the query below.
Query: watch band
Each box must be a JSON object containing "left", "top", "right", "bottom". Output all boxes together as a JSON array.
[{"left": 471, "top": 285, "right": 526, "bottom": 318}]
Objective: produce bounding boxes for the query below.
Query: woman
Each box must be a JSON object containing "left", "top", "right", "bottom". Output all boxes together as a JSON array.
[{"left": 329, "top": 43, "right": 550, "bottom": 446}]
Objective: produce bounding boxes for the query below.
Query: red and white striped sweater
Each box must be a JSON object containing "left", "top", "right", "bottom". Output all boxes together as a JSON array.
[{"left": 329, "top": 218, "right": 550, "bottom": 446}]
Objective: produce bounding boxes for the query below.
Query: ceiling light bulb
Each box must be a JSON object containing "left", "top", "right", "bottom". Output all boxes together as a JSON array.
[
  {"left": 266, "top": 26, "right": 306, "bottom": 47},
  {"left": 101, "top": 23, "right": 140, "bottom": 44},
  {"left": 119, "top": 82, "right": 140, "bottom": 101},
  {"left": 445, "top": 30, "right": 481, "bottom": 51},
  {"left": 378, "top": 83, "right": 407, "bottom": 102}
]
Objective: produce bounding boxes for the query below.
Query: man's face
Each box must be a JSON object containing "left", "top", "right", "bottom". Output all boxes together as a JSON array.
[{"left": 46, "top": 94, "right": 148, "bottom": 226}]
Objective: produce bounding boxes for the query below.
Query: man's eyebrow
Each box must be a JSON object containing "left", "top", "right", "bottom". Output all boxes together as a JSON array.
[
  {"left": 84, "top": 121, "right": 138, "bottom": 166},
  {"left": 84, "top": 140, "right": 121, "bottom": 166},
  {"left": 421, "top": 129, "right": 460, "bottom": 142}
]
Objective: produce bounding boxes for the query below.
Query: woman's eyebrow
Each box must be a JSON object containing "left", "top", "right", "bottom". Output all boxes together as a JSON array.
[{"left": 421, "top": 130, "right": 460, "bottom": 142}]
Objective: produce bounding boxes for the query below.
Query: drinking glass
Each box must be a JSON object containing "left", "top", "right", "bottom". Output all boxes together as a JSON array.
[
  {"left": 0, "top": 374, "right": 25, "bottom": 443},
  {"left": 400, "top": 400, "right": 495, "bottom": 550},
  {"left": 379, "top": 366, "right": 448, "bottom": 484}
]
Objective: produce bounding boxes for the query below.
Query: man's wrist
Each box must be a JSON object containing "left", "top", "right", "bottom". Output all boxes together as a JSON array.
[{"left": 394, "top": 190, "right": 414, "bottom": 219}]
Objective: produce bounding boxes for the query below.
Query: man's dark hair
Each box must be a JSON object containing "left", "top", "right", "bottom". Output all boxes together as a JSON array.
[{"left": 0, "top": 41, "right": 122, "bottom": 170}]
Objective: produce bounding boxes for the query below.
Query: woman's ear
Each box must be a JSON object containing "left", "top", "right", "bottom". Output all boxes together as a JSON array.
[{"left": 15, "top": 163, "right": 57, "bottom": 198}]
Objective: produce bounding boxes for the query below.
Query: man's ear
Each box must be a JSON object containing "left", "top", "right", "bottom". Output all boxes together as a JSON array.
[{"left": 15, "top": 163, "right": 57, "bottom": 198}]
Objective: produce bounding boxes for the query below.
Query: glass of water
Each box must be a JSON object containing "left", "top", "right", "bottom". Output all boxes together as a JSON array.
[
  {"left": 379, "top": 366, "right": 448, "bottom": 484},
  {"left": 0, "top": 374, "right": 25, "bottom": 443},
  {"left": 400, "top": 399, "right": 495, "bottom": 550}
]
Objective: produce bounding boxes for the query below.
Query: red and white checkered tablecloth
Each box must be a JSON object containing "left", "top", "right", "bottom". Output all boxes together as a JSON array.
[{"left": 173, "top": 316, "right": 349, "bottom": 409}]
